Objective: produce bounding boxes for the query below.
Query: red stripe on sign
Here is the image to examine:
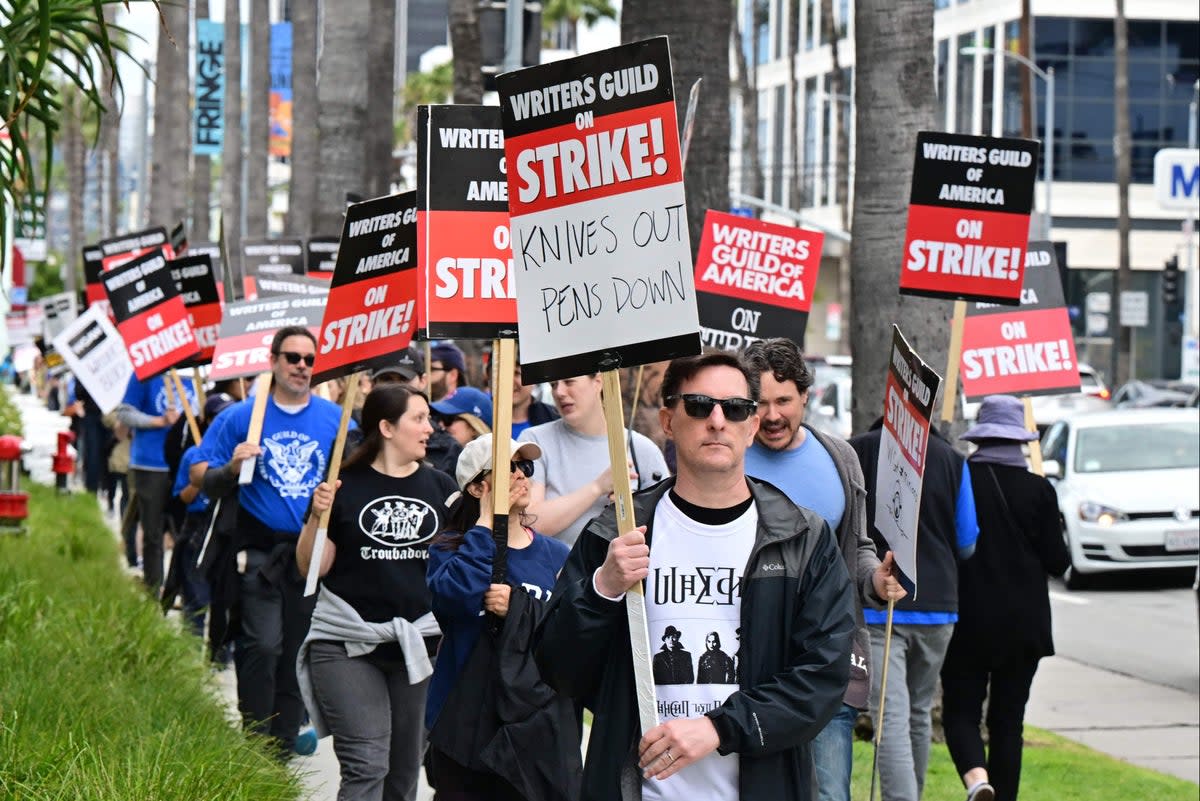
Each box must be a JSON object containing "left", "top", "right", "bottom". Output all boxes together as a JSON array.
[
  {"left": 314, "top": 270, "right": 418, "bottom": 376},
  {"left": 117, "top": 297, "right": 199, "bottom": 380},
  {"left": 960, "top": 307, "right": 1080, "bottom": 399},
  {"left": 883, "top": 373, "right": 930, "bottom": 474},
  {"left": 505, "top": 101, "right": 683, "bottom": 217},
  {"left": 188, "top": 302, "right": 223, "bottom": 363},
  {"left": 693, "top": 210, "right": 824, "bottom": 311},
  {"left": 208, "top": 330, "right": 276, "bottom": 380},
  {"left": 899, "top": 204, "right": 1031, "bottom": 303},
  {"left": 426, "top": 210, "right": 517, "bottom": 325}
]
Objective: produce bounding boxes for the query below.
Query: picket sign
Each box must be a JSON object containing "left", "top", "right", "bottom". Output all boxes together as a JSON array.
[
  {"left": 489, "top": 338, "right": 516, "bottom": 584},
  {"left": 169, "top": 368, "right": 203, "bottom": 444},
  {"left": 940, "top": 300, "right": 968, "bottom": 422},
  {"left": 239, "top": 373, "right": 274, "bottom": 484},
  {"left": 304, "top": 372, "right": 362, "bottom": 597}
]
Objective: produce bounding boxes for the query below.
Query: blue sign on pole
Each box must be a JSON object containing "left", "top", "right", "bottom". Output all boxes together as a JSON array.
[
  {"left": 194, "top": 20, "right": 225, "bottom": 156},
  {"left": 729, "top": 206, "right": 754, "bottom": 218}
]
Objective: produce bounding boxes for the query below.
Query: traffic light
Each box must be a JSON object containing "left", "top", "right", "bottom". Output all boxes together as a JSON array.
[{"left": 1162, "top": 255, "right": 1181, "bottom": 307}]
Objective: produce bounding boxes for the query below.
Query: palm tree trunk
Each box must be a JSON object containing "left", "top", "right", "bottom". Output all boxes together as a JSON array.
[
  {"left": 315, "top": 4, "right": 370, "bottom": 233},
  {"left": 850, "top": 0, "right": 948, "bottom": 434},
  {"left": 732, "top": 4, "right": 763, "bottom": 201},
  {"left": 100, "top": 3, "right": 120, "bottom": 235},
  {"left": 245, "top": 0, "right": 270, "bottom": 237},
  {"left": 287, "top": 0, "right": 317, "bottom": 237},
  {"left": 65, "top": 89, "right": 86, "bottom": 296},
  {"left": 151, "top": 2, "right": 190, "bottom": 229},
  {"left": 192, "top": 0, "right": 212, "bottom": 242},
  {"left": 621, "top": 0, "right": 731, "bottom": 258},
  {"left": 366, "top": 0, "right": 397, "bottom": 199},
  {"left": 1112, "top": 0, "right": 1132, "bottom": 385},
  {"left": 821, "top": 0, "right": 852, "bottom": 352},
  {"left": 223, "top": 0, "right": 244, "bottom": 282},
  {"left": 448, "top": 0, "right": 483, "bottom": 103}
]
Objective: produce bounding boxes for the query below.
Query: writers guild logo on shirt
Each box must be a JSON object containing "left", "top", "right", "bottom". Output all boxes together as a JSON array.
[
  {"left": 357, "top": 495, "right": 438, "bottom": 548},
  {"left": 153, "top": 383, "right": 196, "bottom": 415},
  {"left": 259, "top": 431, "right": 326, "bottom": 499}
]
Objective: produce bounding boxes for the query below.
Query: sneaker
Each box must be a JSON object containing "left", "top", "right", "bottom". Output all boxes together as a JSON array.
[
  {"left": 967, "top": 782, "right": 995, "bottom": 801},
  {"left": 294, "top": 725, "right": 318, "bottom": 756}
]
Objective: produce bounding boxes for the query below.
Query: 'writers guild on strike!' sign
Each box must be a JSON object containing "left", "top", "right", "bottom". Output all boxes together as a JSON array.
[{"left": 497, "top": 37, "right": 700, "bottom": 383}]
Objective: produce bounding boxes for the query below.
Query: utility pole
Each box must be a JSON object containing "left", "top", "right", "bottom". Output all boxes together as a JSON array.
[
  {"left": 1111, "top": 0, "right": 1132, "bottom": 386},
  {"left": 1184, "top": 81, "right": 1199, "bottom": 382}
]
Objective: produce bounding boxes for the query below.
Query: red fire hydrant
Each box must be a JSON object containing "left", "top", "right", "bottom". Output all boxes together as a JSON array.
[
  {"left": 0, "top": 434, "right": 29, "bottom": 532},
  {"left": 53, "top": 430, "right": 76, "bottom": 494}
]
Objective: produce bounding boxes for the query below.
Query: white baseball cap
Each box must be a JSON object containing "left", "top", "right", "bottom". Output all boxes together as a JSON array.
[{"left": 454, "top": 433, "right": 542, "bottom": 490}]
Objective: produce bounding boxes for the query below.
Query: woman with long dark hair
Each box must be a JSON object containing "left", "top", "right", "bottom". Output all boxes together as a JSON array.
[
  {"left": 296, "top": 384, "right": 456, "bottom": 801},
  {"left": 425, "top": 434, "right": 579, "bottom": 799},
  {"left": 941, "top": 395, "right": 1070, "bottom": 801}
]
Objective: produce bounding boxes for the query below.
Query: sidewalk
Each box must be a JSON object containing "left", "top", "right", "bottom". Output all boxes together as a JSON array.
[{"left": 1027, "top": 655, "right": 1199, "bottom": 784}]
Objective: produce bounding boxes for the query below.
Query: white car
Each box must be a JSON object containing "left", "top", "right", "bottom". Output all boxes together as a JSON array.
[
  {"left": 963, "top": 363, "right": 1110, "bottom": 430},
  {"left": 1041, "top": 408, "right": 1200, "bottom": 589}
]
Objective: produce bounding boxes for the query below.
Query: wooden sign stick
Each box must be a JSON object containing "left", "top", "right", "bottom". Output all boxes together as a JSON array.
[
  {"left": 192, "top": 369, "right": 207, "bottom": 408},
  {"left": 238, "top": 372, "right": 274, "bottom": 484},
  {"left": 169, "top": 369, "right": 203, "bottom": 444},
  {"left": 869, "top": 597, "right": 898, "bottom": 801},
  {"left": 304, "top": 371, "right": 362, "bottom": 596},
  {"left": 601, "top": 368, "right": 658, "bottom": 737},
  {"left": 489, "top": 339, "right": 515, "bottom": 584},
  {"left": 1023, "top": 396, "right": 1044, "bottom": 476},
  {"left": 940, "top": 300, "right": 968, "bottom": 422}
]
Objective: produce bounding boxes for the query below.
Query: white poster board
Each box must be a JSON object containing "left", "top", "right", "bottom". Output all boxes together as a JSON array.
[{"left": 51, "top": 305, "right": 135, "bottom": 414}]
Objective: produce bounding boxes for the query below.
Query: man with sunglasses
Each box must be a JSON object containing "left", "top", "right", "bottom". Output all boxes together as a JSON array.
[
  {"left": 198, "top": 325, "right": 353, "bottom": 757},
  {"left": 743, "top": 338, "right": 906, "bottom": 801},
  {"left": 538, "top": 351, "right": 855, "bottom": 801}
]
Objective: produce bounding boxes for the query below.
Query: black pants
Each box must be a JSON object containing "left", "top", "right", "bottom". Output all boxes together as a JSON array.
[
  {"left": 235, "top": 546, "right": 317, "bottom": 755},
  {"left": 131, "top": 469, "right": 171, "bottom": 591},
  {"left": 426, "top": 747, "right": 523, "bottom": 801},
  {"left": 941, "top": 659, "right": 1040, "bottom": 801}
]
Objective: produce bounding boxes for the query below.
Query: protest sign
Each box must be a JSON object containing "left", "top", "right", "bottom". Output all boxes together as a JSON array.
[
  {"left": 496, "top": 36, "right": 700, "bottom": 383},
  {"left": 255, "top": 273, "right": 332, "bottom": 298},
  {"left": 269, "top": 22, "right": 293, "bottom": 158},
  {"left": 241, "top": 238, "right": 305, "bottom": 298},
  {"left": 83, "top": 243, "right": 106, "bottom": 307},
  {"left": 51, "top": 306, "right": 134, "bottom": 413},
  {"left": 961, "top": 242, "right": 1080, "bottom": 400},
  {"left": 170, "top": 221, "right": 188, "bottom": 256},
  {"left": 694, "top": 210, "right": 823, "bottom": 351},
  {"left": 101, "top": 249, "right": 200, "bottom": 380},
  {"left": 40, "top": 292, "right": 78, "bottom": 342},
  {"left": 306, "top": 236, "right": 339, "bottom": 279},
  {"left": 169, "top": 254, "right": 223, "bottom": 364},
  {"left": 208, "top": 294, "right": 326, "bottom": 381},
  {"left": 4, "top": 311, "right": 35, "bottom": 347},
  {"left": 98, "top": 227, "right": 172, "bottom": 272},
  {"left": 194, "top": 19, "right": 225, "bottom": 155},
  {"left": 418, "top": 104, "right": 518, "bottom": 339},
  {"left": 188, "top": 242, "right": 225, "bottom": 287},
  {"left": 874, "top": 326, "right": 942, "bottom": 591},
  {"left": 900, "top": 132, "right": 1039, "bottom": 305},
  {"left": 312, "top": 191, "right": 419, "bottom": 385}
]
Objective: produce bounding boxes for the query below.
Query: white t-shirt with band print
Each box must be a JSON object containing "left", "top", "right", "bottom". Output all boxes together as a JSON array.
[{"left": 642, "top": 492, "right": 756, "bottom": 801}]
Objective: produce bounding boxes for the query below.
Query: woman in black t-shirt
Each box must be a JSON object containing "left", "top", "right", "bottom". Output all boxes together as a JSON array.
[{"left": 297, "top": 384, "right": 456, "bottom": 801}]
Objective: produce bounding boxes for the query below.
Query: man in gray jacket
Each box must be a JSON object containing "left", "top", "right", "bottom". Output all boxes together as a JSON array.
[{"left": 744, "top": 339, "right": 906, "bottom": 801}]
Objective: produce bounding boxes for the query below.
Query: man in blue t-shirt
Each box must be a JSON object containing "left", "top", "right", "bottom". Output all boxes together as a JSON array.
[
  {"left": 743, "top": 339, "right": 905, "bottom": 801},
  {"left": 116, "top": 373, "right": 197, "bottom": 593},
  {"left": 198, "top": 326, "right": 350, "bottom": 756}
]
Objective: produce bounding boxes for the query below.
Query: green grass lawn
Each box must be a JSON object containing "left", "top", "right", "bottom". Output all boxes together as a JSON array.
[
  {"left": 851, "top": 727, "right": 1197, "bottom": 801},
  {"left": 0, "top": 484, "right": 300, "bottom": 801}
]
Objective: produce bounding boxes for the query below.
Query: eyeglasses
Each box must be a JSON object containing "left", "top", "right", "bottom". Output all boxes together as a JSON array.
[
  {"left": 274, "top": 351, "right": 315, "bottom": 367},
  {"left": 429, "top": 364, "right": 446, "bottom": 374},
  {"left": 470, "top": 458, "right": 535, "bottom": 485},
  {"left": 666, "top": 393, "right": 758, "bottom": 422}
]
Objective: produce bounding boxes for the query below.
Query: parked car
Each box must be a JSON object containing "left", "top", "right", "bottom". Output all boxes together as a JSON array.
[
  {"left": 1026, "top": 363, "right": 1111, "bottom": 435},
  {"left": 807, "top": 375, "right": 852, "bottom": 440},
  {"left": 1041, "top": 407, "right": 1200, "bottom": 589},
  {"left": 1111, "top": 379, "right": 1198, "bottom": 409}
]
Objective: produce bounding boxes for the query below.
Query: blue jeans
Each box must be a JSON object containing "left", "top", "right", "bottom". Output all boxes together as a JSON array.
[{"left": 812, "top": 702, "right": 857, "bottom": 801}]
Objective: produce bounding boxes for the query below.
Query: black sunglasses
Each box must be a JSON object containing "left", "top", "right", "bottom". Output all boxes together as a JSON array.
[
  {"left": 666, "top": 393, "right": 758, "bottom": 422},
  {"left": 470, "top": 458, "right": 535, "bottom": 486},
  {"left": 275, "top": 351, "right": 315, "bottom": 367}
]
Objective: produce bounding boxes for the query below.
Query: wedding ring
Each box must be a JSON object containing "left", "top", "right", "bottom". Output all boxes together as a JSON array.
[{"left": 665, "top": 749, "right": 674, "bottom": 763}]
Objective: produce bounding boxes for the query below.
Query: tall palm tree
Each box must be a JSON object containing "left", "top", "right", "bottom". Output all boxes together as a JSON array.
[
  {"left": 0, "top": 0, "right": 133, "bottom": 259},
  {"left": 542, "top": 0, "right": 616, "bottom": 49},
  {"left": 64, "top": 87, "right": 86, "bottom": 294},
  {"left": 821, "top": 0, "right": 852, "bottom": 352},
  {"left": 621, "top": 0, "right": 732, "bottom": 258},
  {"left": 448, "top": 0, "right": 483, "bottom": 103},
  {"left": 150, "top": 0, "right": 189, "bottom": 229},
  {"left": 245, "top": 0, "right": 269, "bottom": 237},
  {"left": 1112, "top": 0, "right": 1132, "bottom": 385},
  {"left": 314, "top": 5, "right": 370, "bottom": 234},
  {"left": 286, "top": 0, "right": 317, "bottom": 237},
  {"left": 222, "top": 0, "right": 244, "bottom": 282},
  {"left": 191, "top": 0, "right": 212, "bottom": 242},
  {"left": 849, "top": 0, "right": 949, "bottom": 433},
  {"left": 365, "top": 0, "right": 396, "bottom": 199},
  {"left": 100, "top": 2, "right": 122, "bottom": 235}
]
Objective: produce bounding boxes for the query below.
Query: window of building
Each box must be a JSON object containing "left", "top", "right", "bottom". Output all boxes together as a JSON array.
[
  {"left": 981, "top": 27, "right": 996, "bottom": 135},
  {"left": 755, "top": 1, "right": 770, "bottom": 65},
  {"left": 1002, "top": 20, "right": 1024, "bottom": 137},
  {"left": 957, "top": 32, "right": 975, "bottom": 134},
  {"left": 803, "top": 76, "right": 818, "bottom": 204},
  {"left": 774, "top": 84, "right": 786, "bottom": 205},
  {"left": 804, "top": 0, "right": 818, "bottom": 52},
  {"left": 773, "top": 0, "right": 784, "bottom": 61}
]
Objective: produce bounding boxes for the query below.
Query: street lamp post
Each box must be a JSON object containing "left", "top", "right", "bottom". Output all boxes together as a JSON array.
[{"left": 962, "top": 46, "right": 1054, "bottom": 235}]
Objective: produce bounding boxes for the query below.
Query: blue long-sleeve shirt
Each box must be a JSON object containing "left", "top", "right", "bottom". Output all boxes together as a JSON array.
[{"left": 425, "top": 525, "right": 568, "bottom": 730}]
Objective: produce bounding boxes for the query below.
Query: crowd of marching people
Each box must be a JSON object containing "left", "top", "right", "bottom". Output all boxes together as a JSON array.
[{"left": 41, "top": 331, "right": 1068, "bottom": 801}]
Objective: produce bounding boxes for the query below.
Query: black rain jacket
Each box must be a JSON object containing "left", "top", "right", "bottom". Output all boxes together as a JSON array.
[{"left": 536, "top": 477, "right": 855, "bottom": 801}]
